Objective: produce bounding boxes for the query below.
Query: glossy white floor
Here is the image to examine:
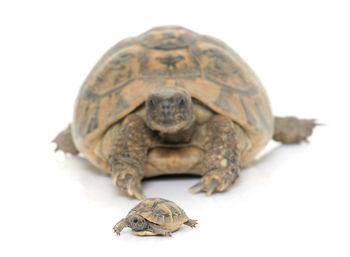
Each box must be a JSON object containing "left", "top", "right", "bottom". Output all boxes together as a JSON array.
[{"left": 1, "top": 1, "right": 349, "bottom": 256}]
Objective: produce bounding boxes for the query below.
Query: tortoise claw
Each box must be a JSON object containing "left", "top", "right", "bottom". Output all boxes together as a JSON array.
[
  {"left": 189, "top": 181, "right": 205, "bottom": 193},
  {"left": 113, "top": 170, "right": 145, "bottom": 200},
  {"left": 114, "top": 229, "right": 121, "bottom": 236},
  {"left": 189, "top": 170, "right": 238, "bottom": 196},
  {"left": 206, "top": 179, "right": 219, "bottom": 196},
  {"left": 133, "top": 185, "right": 146, "bottom": 201},
  {"left": 125, "top": 174, "right": 145, "bottom": 200}
]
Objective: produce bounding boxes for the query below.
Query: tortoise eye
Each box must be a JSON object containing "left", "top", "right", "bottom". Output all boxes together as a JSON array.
[
  {"left": 148, "top": 99, "right": 156, "bottom": 108},
  {"left": 133, "top": 218, "right": 138, "bottom": 223}
]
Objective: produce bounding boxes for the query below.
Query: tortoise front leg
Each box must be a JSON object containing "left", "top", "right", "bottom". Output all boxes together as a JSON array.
[
  {"left": 113, "top": 218, "right": 128, "bottom": 236},
  {"left": 190, "top": 115, "right": 242, "bottom": 196},
  {"left": 109, "top": 114, "right": 153, "bottom": 200}
]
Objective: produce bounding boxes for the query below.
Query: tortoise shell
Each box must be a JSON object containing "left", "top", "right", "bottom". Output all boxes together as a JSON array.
[
  {"left": 127, "top": 198, "right": 189, "bottom": 228},
  {"left": 72, "top": 26, "right": 273, "bottom": 170}
]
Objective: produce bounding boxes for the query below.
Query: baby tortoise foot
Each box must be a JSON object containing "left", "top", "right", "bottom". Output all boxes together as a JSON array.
[
  {"left": 184, "top": 219, "right": 198, "bottom": 228},
  {"left": 112, "top": 166, "right": 145, "bottom": 200},
  {"left": 113, "top": 218, "right": 128, "bottom": 236},
  {"left": 190, "top": 169, "right": 239, "bottom": 196},
  {"left": 148, "top": 223, "right": 173, "bottom": 237}
]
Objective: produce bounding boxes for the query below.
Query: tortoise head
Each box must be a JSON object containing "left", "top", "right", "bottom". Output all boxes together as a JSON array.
[
  {"left": 113, "top": 214, "right": 149, "bottom": 235},
  {"left": 146, "top": 87, "right": 194, "bottom": 134},
  {"left": 126, "top": 214, "right": 149, "bottom": 231}
]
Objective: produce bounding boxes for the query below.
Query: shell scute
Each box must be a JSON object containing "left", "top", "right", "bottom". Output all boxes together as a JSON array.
[
  {"left": 129, "top": 198, "right": 188, "bottom": 227},
  {"left": 72, "top": 26, "right": 274, "bottom": 170},
  {"left": 139, "top": 26, "right": 198, "bottom": 50}
]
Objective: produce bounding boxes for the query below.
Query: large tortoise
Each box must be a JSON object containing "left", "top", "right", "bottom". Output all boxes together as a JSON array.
[
  {"left": 54, "top": 26, "right": 316, "bottom": 200},
  {"left": 113, "top": 198, "right": 197, "bottom": 236}
]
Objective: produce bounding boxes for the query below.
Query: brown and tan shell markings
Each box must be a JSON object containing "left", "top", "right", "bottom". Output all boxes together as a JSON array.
[
  {"left": 128, "top": 198, "right": 189, "bottom": 228},
  {"left": 71, "top": 26, "right": 273, "bottom": 171}
]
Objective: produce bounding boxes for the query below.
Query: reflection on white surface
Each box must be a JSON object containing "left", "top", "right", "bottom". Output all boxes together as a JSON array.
[{"left": 13, "top": 127, "right": 345, "bottom": 257}]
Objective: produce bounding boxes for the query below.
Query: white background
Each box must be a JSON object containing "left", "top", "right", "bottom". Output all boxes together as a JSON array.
[{"left": 1, "top": 1, "right": 349, "bottom": 256}]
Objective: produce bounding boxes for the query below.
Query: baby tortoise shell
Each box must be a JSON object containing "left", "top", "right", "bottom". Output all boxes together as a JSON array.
[
  {"left": 114, "top": 198, "right": 197, "bottom": 236},
  {"left": 72, "top": 26, "right": 273, "bottom": 171},
  {"left": 130, "top": 198, "right": 188, "bottom": 228}
]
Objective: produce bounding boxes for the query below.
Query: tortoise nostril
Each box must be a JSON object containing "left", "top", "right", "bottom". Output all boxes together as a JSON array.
[
  {"left": 161, "top": 104, "right": 170, "bottom": 111},
  {"left": 160, "top": 111, "right": 171, "bottom": 119}
]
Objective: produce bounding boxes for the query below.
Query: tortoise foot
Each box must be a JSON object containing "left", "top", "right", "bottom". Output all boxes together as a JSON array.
[
  {"left": 189, "top": 169, "right": 238, "bottom": 196},
  {"left": 273, "top": 116, "right": 318, "bottom": 144},
  {"left": 112, "top": 166, "right": 145, "bottom": 200},
  {"left": 52, "top": 124, "right": 79, "bottom": 155}
]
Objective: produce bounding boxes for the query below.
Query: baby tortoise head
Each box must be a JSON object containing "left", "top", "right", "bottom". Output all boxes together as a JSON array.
[
  {"left": 145, "top": 87, "right": 195, "bottom": 134},
  {"left": 113, "top": 214, "right": 149, "bottom": 235}
]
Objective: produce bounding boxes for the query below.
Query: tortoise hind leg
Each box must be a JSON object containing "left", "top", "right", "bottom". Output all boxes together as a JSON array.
[
  {"left": 52, "top": 124, "right": 79, "bottom": 155},
  {"left": 273, "top": 116, "right": 318, "bottom": 144},
  {"left": 147, "top": 223, "right": 172, "bottom": 237},
  {"left": 184, "top": 219, "right": 197, "bottom": 228}
]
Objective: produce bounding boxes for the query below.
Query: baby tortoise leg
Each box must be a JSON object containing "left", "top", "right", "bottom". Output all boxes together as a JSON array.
[
  {"left": 190, "top": 115, "right": 241, "bottom": 196},
  {"left": 273, "top": 116, "right": 318, "bottom": 144},
  {"left": 52, "top": 124, "right": 79, "bottom": 155},
  {"left": 113, "top": 218, "right": 128, "bottom": 236},
  {"left": 109, "top": 114, "right": 153, "bottom": 200},
  {"left": 148, "top": 223, "right": 172, "bottom": 237},
  {"left": 184, "top": 219, "right": 198, "bottom": 228}
]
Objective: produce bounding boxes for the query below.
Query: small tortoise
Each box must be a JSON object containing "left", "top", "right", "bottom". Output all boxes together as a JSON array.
[
  {"left": 113, "top": 198, "right": 197, "bottom": 236},
  {"left": 54, "top": 26, "right": 316, "bottom": 199}
]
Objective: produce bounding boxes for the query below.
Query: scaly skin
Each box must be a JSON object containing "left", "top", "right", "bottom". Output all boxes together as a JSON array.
[
  {"left": 109, "top": 113, "right": 245, "bottom": 198},
  {"left": 190, "top": 115, "right": 241, "bottom": 196},
  {"left": 109, "top": 114, "right": 153, "bottom": 200}
]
